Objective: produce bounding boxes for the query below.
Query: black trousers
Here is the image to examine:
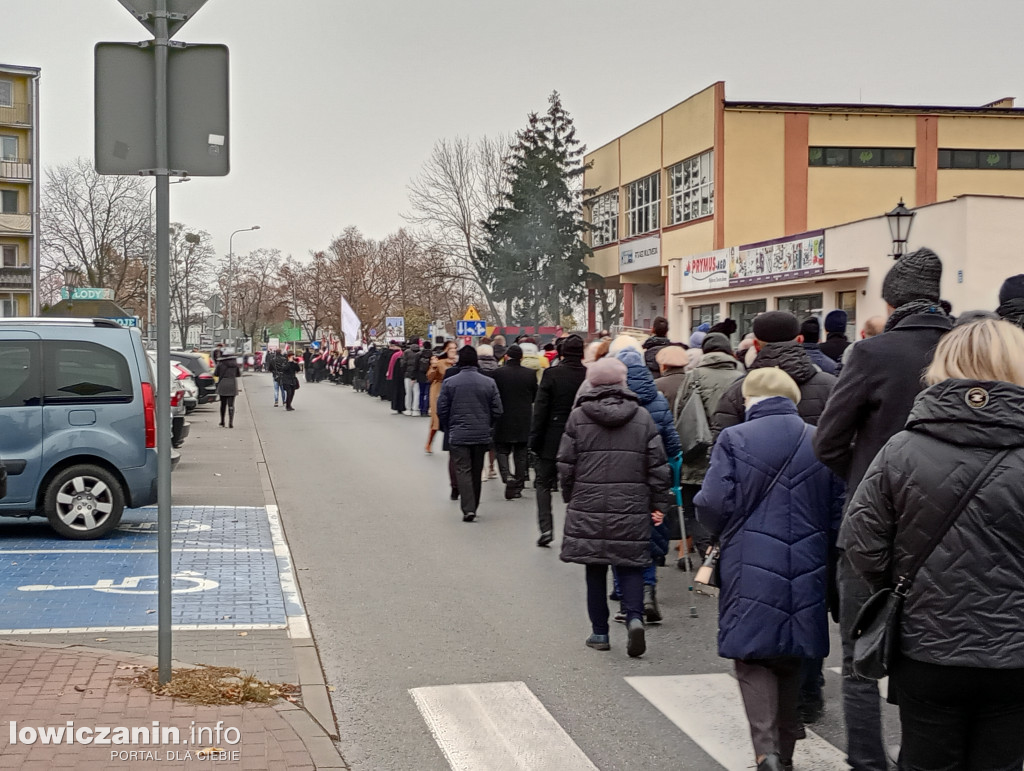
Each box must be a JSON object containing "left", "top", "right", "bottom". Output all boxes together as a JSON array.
[
  {"left": 219, "top": 395, "right": 235, "bottom": 425},
  {"left": 735, "top": 657, "right": 806, "bottom": 763},
  {"left": 586, "top": 564, "right": 643, "bottom": 635},
  {"left": 495, "top": 442, "right": 528, "bottom": 489},
  {"left": 893, "top": 656, "right": 1024, "bottom": 771},
  {"left": 283, "top": 385, "right": 296, "bottom": 408},
  {"left": 535, "top": 457, "right": 558, "bottom": 535},
  {"left": 450, "top": 444, "right": 487, "bottom": 515}
]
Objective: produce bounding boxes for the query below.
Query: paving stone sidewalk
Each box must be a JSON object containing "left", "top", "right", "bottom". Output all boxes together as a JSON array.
[{"left": 0, "top": 642, "right": 343, "bottom": 769}]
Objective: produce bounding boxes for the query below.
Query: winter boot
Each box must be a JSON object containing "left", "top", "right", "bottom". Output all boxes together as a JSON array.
[
  {"left": 626, "top": 618, "right": 646, "bottom": 658},
  {"left": 644, "top": 585, "right": 663, "bottom": 624}
]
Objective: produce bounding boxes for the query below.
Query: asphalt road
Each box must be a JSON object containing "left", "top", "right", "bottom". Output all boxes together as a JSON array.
[{"left": 247, "top": 372, "right": 898, "bottom": 771}]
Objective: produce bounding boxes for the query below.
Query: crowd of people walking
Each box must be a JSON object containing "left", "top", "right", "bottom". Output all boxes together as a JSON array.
[{"left": 260, "top": 260, "right": 1024, "bottom": 771}]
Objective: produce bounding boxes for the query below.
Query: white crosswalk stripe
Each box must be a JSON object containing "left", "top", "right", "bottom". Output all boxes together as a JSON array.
[
  {"left": 409, "top": 681, "right": 599, "bottom": 771},
  {"left": 626, "top": 674, "right": 849, "bottom": 770}
]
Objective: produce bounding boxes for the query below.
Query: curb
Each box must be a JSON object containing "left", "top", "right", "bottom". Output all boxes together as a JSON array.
[{"left": 241, "top": 379, "right": 346, "bottom": 765}]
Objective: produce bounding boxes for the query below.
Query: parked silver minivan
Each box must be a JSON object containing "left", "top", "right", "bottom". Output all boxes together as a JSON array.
[{"left": 0, "top": 318, "right": 159, "bottom": 538}]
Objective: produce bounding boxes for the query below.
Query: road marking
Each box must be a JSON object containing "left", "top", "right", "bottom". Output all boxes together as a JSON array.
[
  {"left": 828, "top": 666, "right": 888, "bottom": 699},
  {"left": 18, "top": 571, "right": 218, "bottom": 595},
  {"left": 410, "top": 681, "right": 598, "bottom": 771},
  {"left": 0, "top": 548, "right": 272, "bottom": 554},
  {"left": 626, "top": 674, "right": 848, "bottom": 770},
  {"left": 264, "top": 504, "right": 310, "bottom": 639},
  {"left": 0, "top": 623, "right": 286, "bottom": 635}
]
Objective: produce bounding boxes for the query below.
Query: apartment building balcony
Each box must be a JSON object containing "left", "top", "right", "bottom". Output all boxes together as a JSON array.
[
  {"left": 0, "top": 212, "right": 31, "bottom": 233},
  {"left": 0, "top": 103, "right": 31, "bottom": 126},
  {"left": 0, "top": 157, "right": 32, "bottom": 181},
  {"left": 0, "top": 266, "right": 32, "bottom": 290}
]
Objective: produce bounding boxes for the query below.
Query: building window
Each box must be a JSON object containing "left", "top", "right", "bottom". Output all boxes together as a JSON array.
[
  {"left": 668, "top": 150, "right": 714, "bottom": 225},
  {"left": 0, "top": 136, "right": 16, "bottom": 160},
  {"left": 0, "top": 81, "right": 12, "bottom": 108},
  {"left": 937, "top": 149, "right": 1024, "bottom": 169},
  {"left": 1, "top": 190, "right": 17, "bottom": 214},
  {"left": 589, "top": 190, "right": 619, "bottom": 247},
  {"left": 835, "top": 290, "right": 857, "bottom": 339},
  {"left": 730, "top": 299, "right": 767, "bottom": 343},
  {"left": 808, "top": 147, "right": 914, "bottom": 168},
  {"left": 626, "top": 173, "right": 659, "bottom": 237},
  {"left": 690, "top": 303, "right": 719, "bottom": 332},
  {"left": 777, "top": 293, "right": 823, "bottom": 323},
  {"left": 1, "top": 244, "right": 17, "bottom": 267},
  {"left": 0, "top": 293, "right": 16, "bottom": 318}
]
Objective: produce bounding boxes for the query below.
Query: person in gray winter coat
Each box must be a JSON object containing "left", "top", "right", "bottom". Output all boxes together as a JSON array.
[
  {"left": 214, "top": 353, "right": 241, "bottom": 428},
  {"left": 840, "top": 319, "right": 1024, "bottom": 771},
  {"left": 558, "top": 358, "right": 673, "bottom": 658}
]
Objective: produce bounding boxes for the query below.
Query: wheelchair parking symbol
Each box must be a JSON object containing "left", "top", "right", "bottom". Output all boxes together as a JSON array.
[{"left": 18, "top": 570, "right": 218, "bottom": 595}]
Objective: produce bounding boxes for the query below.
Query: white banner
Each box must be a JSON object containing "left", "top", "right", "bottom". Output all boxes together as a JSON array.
[
  {"left": 619, "top": 235, "right": 661, "bottom": 273},
  {"left": 340, "top": 297, "right": 362, "bottom": 346},
  {"left": 679, "top": 248, "right": 733, "bottom": 293}
]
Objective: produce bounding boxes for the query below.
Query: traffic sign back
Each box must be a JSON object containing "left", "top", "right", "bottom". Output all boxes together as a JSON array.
[{"left": 116, "top": 0, "right": 209, "bottom": 39}]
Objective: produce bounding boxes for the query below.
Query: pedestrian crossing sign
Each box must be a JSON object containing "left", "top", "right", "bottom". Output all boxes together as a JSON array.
[{"left": 462, "top": 305, "right": 481, "bottom": 321}]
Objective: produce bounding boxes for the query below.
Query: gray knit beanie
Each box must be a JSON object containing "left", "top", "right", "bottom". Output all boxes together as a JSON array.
[{"left": 882, "top": 247, "right": 942, "bottom": 308}]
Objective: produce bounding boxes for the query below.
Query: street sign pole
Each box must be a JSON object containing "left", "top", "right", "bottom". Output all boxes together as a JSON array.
[{"left": 153, "top": 0, "right": 173, "bottom": 685}]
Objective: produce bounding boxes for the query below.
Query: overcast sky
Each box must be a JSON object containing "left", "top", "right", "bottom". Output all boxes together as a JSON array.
[{"left": 4, "top": 0, "right": 1024, "bottom": 263}]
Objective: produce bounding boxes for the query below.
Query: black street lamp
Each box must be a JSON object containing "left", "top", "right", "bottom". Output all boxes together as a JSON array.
[{"left": 886, "top": 198, "right": 915, "bottom": 258}]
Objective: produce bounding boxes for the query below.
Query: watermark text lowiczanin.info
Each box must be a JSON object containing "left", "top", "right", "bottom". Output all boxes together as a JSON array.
[{"left": 9, "top": 719, "right": 241, "bottom": 759}]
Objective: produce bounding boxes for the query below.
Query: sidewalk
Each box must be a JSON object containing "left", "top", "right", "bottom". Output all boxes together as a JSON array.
[{"left": 0, "top": 379, "right": 346, "bottom": 769}]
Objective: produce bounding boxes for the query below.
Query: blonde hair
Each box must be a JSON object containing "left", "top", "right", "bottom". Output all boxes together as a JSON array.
[{"left": 925, "top": 319, "right": 1024, "bottom": 387}]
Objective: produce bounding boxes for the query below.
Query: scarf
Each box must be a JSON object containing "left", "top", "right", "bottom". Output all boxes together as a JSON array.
[
  {"left": 997, "top": 297, "right": 1024, "bottom": 328},
  {"left": 884, "top": 299, "right": 951, "bottom": 333}
]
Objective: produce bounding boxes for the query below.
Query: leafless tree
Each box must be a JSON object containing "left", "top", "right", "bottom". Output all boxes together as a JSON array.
[
  {"left": 40, "top": 157, "right": 151, "bottom": 309},
  {"left": 230, "top": 248, "right": 286, "bottom": 342},
  {"left": 168, "top": 224, "right": 216, "bottom": 348},
  {"left": 405, "top": 135, "right": 512, "bottom": 325}
]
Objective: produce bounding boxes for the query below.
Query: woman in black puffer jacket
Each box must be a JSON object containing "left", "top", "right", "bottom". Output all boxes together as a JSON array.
[
  {"left": 840, "top": 319, "right": 1024, "bottom": 771},
  {"left": 558, "top": 358, "right": 673, "bottom": 659}
]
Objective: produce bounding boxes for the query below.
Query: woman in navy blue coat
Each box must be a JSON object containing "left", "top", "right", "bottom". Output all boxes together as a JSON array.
[{"left": 696, "top": 367, "right": 844, "bottom": 771}]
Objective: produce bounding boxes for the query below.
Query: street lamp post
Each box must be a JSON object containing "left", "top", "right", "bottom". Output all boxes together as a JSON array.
[
  {"left": 885, "top": 198, "right": 915, "bottom": 259},
  {"left": 147, "top": 177, "right": 190, "bottom": 346},
  {"left": 226, "top": 225, "right": 260, "bottom": 347}
]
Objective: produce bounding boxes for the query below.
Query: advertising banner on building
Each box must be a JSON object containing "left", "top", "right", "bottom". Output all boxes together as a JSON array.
[
  {"left": 619, "top": 235, "right": 661, "bottom": 273},
  {"left": 680, "top": 248, "right": 734, "bottom": 293},
  {"left": 731, "top": 231, "right": 825, "bottom": 287}
]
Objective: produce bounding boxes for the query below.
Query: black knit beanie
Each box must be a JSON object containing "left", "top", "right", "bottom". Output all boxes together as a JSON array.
[
  {"left": 882, "top": 247, "right": 942, "bottom": 308},
  {"left": 457, "top": 345, "right": 478, "bottom": 367},
  {"left": 998, "top": 274, "right": 1024, "bottom": 305},
  {"left": 561, "top": 335, "right": 585, "bottom": 359},
  {"left": 752, "top": 311, "right": 800, "bottom": 343},
  {"left": 800, "top": 317, "right": 821, "bottom": 343}
]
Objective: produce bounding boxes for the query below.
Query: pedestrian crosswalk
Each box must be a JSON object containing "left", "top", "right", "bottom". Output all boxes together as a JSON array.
[{"left": 411, "top": 674, "right": 852, "bottom": 771}]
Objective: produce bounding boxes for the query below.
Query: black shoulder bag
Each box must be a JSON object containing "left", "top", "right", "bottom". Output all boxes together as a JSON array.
[
  {"left": 852, "top": 447, "right": 1011, "bottom": 679},
  {"left": 695, "top": 425, "right": 810, "bottom": 587}
]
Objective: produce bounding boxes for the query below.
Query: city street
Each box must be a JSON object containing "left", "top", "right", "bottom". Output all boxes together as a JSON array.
[{"left": 248, "top": 372, "right": 901, "bottom": 771}]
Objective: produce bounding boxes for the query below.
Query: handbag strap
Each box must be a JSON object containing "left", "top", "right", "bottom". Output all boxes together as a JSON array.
[
  {"left": 759, "top": 424, "right": 809, "bottom": 504},
  {"left": 894, "top": 447, "right": 1011, "bottom": 596}
]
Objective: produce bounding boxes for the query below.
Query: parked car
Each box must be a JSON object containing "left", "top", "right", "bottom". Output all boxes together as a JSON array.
[
  {"left": 172, "top": 361, "right": 199, "bottom": 412},
  {"left": 0, "top": 318, "right": 160, "bottom": 539},
  {"left": 147, "top": 352, "right": 190, "bottom": 449},
  {"left": 169, "top": 350, "right": 217, "bottom": 404}
]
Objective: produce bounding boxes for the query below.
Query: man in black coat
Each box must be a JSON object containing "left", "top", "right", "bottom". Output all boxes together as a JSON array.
[
  {"left": 713, "top": 311, "right": 837, "bottom": 434},
  {"left": 437, "top": 345, "right": 503, "bottom": 522},
  {"left": 800, "top": 317, "right": 838, "bottom": 375},
  {"left": 813, "top": 247, "right": 952, "bottom": 771},
  {"left": 491, "top": 345, "right": 538, "bottom": 500},
  {"left": 530, "top": 334, "right": 587, "bottom": 547},
  {"left": 642, "top": 316, "right": 672, "bottom": 378},
  {"left": 819, "top": 310, "right": 851, "bottom": 363}
]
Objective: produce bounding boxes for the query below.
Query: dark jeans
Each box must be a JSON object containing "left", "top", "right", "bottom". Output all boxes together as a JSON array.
[
  {"left": 586, "top": 564, "right": 643, "bottom": 635},
  {"left": 799, "top": 657, "right": 825, "bottom": 708},
  {"left": 219, "top": 395, "right": 235, "bottom": 425},
  {"left": 893, "top": 656, "right": 1024, "bottom": 771},
  {"left": 735, "top": 657, "right": 806, "bottom": 762},
  {"left": 418, "top": 383, "right": 430, "bottom": 415},
  {"left": 450, "top": 444, "right": 488, "bottom": 514},
  {"left": 495, "top": 442, "right": 528, "bottom": 489},
  {"left": 839, "top": 553, "right": 889, "bottom": 771},
  {"left": 535, "top": 457, "right": 558, "bottom": 535}
]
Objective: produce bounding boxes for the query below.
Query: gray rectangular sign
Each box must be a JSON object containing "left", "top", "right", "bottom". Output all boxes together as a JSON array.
[{"left": 95, "top": 42, "right": 229, "bottom": 176}]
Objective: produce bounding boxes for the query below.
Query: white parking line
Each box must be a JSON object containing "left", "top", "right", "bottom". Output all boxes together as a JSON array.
[
  {"left": 410, "top": 681, "right": 599, "bottom": 771},
  {"left": 263, "top": 504, "right": 311, "bottom": 639},
  {"left": 626, "top": 674, "right": 848, "bottom": 770},
  {"left": 0, "top": 548, "right": 272, "bottom": 554},
  {"left": 0, "top": 623, "right": 287, "bottom": 635}
]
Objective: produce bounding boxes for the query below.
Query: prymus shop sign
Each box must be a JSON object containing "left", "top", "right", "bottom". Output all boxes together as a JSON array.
[
  {"left": 680, "top": 248, "right": 733, "bottom": 292},
  {"left": 619, "top": 235, "right": 661, "bottom": 273},
  {"left": 731, "top": 230, "right": 825, "bottom": 287}
]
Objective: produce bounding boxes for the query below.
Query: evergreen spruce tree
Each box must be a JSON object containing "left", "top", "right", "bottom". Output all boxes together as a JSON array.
[{"left": 478, "top": 92, "right": 593, "bottom": 329}]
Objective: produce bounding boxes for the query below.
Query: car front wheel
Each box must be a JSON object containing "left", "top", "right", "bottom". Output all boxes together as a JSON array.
[{"left": 44, "top": 465, "right": 125, "bottom": 540}]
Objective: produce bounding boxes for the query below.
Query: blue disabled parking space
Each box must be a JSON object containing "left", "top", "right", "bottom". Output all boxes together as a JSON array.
[{"left": 0, "top": 506, "right": 293, "bottom": 633}]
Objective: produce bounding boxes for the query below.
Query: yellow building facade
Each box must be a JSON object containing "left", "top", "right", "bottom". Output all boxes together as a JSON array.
[
  {"left": 0, "top": 63, "right": 40, "bottom": 317},
  {"left": 583, "top": 82, "right": 1024, "bottom": 339}
]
